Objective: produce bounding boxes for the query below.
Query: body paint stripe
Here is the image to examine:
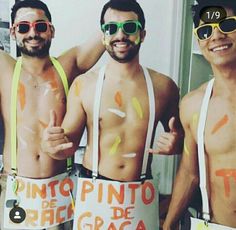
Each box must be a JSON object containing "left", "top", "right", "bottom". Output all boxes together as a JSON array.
[
  {"left": 115, "top": 91, "right": 122, "bottom": 107},
  {"left": 211, "top": 114, "right": 229, "bottom": 134},
  {"left": 184, "top": 142, "right": 190, "bottom": 155},
  {"left": 192, "top": 113, "right": 199, "bottom": 127},
  {"left": 132, "top": 97, "right": 143, "bottom": 119},
  {"left": 109, "top": 136, "right": 121, "bottom": 155},
  {"left": 74, "top": 81, "right": 81, "bottom": 96},
  {"left": 39, "top": 120, "right": 48, "bottom": 128},
  {"left": 108, "top": 108, "right": 126, "bottom": 118},
  {"left": 122, "top": 153, "right": 137, "bottom": 158},
  {"left": 18, "top": 82, "right": 26, "bottom": 110}
]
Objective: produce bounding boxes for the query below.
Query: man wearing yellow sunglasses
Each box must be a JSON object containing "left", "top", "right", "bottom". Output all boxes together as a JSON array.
[{"left": 164, "top": 0, "right": 236, "bottom": 229}]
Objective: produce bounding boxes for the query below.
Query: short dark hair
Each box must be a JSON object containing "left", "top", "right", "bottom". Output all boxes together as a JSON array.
[
  {"left": 192, "top": 0, "right": 236, "bottom": 28},
  {"left": 100, "top": 0, "right": 145, "bottom": 30},
  {"left": 11, "top": 0, "right": 52, "bottom": 25}
]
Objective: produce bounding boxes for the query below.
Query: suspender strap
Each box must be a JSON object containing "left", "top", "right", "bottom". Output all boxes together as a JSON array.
[
  {"left": 92, "top": 66, "right": 106, "bottom": 178},
  {"left": 49, "top": 57, "right": 71, "bottom": 171},
  {"left": 92, "top": 66, "right": 155, "bottom": 180},
  {"left": 11, "top": 57, "right": 71, "bottom": 174},
  {"left": 11, "top": 58, "right": 22, "bottom": 175},
  {"left": 50, "top": 57, "right": 69, "bottom": 95},
  {"left": 197, "top": 78, "right": 215, "bottom": 221},
  {"left": 140, "top": 68, "right": 155, "bottom": 179}
]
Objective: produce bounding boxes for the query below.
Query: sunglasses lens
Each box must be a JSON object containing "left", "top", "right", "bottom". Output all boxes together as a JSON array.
[
  {"left": 35, "top": 22, "right": 48, "bottom": 32},
  {"left": 123, "top": 22, "right": 137, "bottom": 34},
  {"left": 18, "top": 23, "right": 30, "bottom": 33},
  {"left": 220, "top": 18, "right": 236, "bottom": 33},
  {"left": 196, "top": 25, "right": 212, "bottom": 40},
  {"left": 104, "top": 23, "right": 118, "bottom": 35}
]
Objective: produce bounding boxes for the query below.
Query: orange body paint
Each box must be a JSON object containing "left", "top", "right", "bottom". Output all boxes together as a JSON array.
[
  {"left": 43, "top": 75, "right": 58, "bottom": 90},
  {"left": 18, "top": 82, "right": 26, "bottom": 110},
  {"left": 114, "top": 92, "right": 122, "bottom": 107},
  {"left": 49, "top": 77, "right": 58, "bottom": 90},
  {"left": 211, "top": 115, "right": 229, "bottom": 134},
  {"left": 215, "top": 169, "right": 236, "bottom": 198}
]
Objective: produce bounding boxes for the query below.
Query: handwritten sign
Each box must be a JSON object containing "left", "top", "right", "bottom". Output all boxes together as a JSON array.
[
  {"left": 4, "top": 172, "right": 77, "bottom": 229},
  {"left": 73, "top": 178, "right": 159, "bottom": 230}
]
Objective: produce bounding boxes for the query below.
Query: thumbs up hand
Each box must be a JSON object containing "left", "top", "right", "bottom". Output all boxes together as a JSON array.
[
  {"left": 149, "top": 117, "right": 181, "bottom": 155},
  {"left": 41, "top": 110, "right": 73, "bottom": 158}
]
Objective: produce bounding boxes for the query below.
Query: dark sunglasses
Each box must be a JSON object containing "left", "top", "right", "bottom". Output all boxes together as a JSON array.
[
  {"left": 101, "top": 20, "right": 142, "bottom": 36},
  {"left": 13, "top": 21, "right": 52, "bottom": 34},
  {"left": 194, "top": 16, "right": 236, "bottom": 41}
]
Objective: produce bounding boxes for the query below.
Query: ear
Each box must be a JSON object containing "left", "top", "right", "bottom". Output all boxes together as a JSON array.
[
  {"left": 102, "top": 34, "right": 106, "bottom": 45},
  {"left": 50, "top": 25, "right": 55, "bottom": 38},
  {"left": 140, "top": 29, "right": 146, "bottom": 43},
  {"left": 10, "top": 26, "right": 16, "bottom": 41}
]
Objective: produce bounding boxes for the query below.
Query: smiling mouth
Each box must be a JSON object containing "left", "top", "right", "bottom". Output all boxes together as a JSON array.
[
  {"left": 210, "top": 44, "right": 232, "bottom": 52},
  {"left": 113, "top": 42, "right": 130, "bottom": 48}
]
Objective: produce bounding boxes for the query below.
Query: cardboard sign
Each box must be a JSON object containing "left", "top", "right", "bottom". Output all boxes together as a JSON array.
[
  {"left": 4, "top": 172, "right": 77, "bottom": 229},
  {"left": 191, "top": 217, "right": 235, "bottom": 230},
  {"left": 73, "top": 178, "right": 159, "bottom": 230}
]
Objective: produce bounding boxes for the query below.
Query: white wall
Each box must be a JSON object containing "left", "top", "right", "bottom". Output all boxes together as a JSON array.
[{"left": 44, "top": 0, "right": 181, "bottom": 79}]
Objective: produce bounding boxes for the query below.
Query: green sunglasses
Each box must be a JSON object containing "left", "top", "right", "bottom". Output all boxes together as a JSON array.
[{"left": 101, "top": 20, "right": 142, "bottom": 36}]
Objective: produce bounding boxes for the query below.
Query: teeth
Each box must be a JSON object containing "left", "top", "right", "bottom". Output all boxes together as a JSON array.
[
  {"left": 212, "top": 45, "right": 229, "bottom": 52},
  {"left": 114, "top": 42, "right": 128, "bottom": 48}
]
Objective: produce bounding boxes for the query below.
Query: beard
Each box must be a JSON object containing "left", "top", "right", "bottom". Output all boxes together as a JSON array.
[
  {"left": 17, "top": 36, "right": 51, "bottom": 58},
  {"left": 106, "top": 38, "right": 141, "bottom": 63}
]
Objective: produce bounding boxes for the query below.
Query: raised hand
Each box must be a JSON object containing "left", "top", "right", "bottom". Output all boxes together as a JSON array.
[
  {"left": 41, "top": 110, "right": 73, "bottom": 156},
  {"left": 149, "top": 117, "right": 180, "bottom": 155}
]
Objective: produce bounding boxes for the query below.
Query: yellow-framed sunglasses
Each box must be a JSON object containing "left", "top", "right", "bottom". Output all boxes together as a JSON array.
[{"left": 194, "top": 16, "right": 236, "bottom": 40}]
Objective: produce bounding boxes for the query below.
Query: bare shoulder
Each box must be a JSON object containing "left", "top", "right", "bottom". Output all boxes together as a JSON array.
[
  {"left": 0, "top": 50, "right": 15, "bottom": 84},
  {"left": 180, "top": 81, "right": 209, "bottom": 125},
  {"left": 0, "top": 50, "right": 15, "bottom": 67},
  {"left": 147, "top": 68, "right": 179, "bottom": 98},
  {"left": 71, "top": 68, "right": 99, "bottom": 93}
]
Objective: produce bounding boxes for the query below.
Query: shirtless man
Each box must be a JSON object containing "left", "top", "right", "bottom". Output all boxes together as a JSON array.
[
  {"left": 0, "top": 0, "right": 104, "bottom": 229},
  {"left": 163, "top": 0, "right": 236, "bottom": 229},
  {"left": 42, "top": 0, "right": 183, "bottom": 181}
]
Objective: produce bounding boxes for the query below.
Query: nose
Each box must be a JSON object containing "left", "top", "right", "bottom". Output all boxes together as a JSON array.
[
  {"left": 210, "top": 26, "right": 226, "bottom": 40},
  {"left": 27, "top": 26, "right": 39, "bottom": 37},
  {"left": 115, "top": 27, "right": 128, "bottom": 39}
]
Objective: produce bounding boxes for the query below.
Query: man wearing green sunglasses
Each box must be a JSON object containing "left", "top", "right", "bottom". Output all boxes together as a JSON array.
[
  {"left": 164, "top": 0, "right": 236, "bottom": 229},
  {"left": 41, "top": 0, "right": 183, "bottom": 228},
  {"left": 0, "top": 0, "right": 105, "bottom": 229}
]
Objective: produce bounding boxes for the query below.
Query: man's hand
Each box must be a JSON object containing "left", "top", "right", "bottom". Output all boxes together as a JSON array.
[
  {"left": 149, "top": 117, "right": 181, "bottom": 155},
  {"left": 41, "top": 110, "right": 73, "bottom": 156}
]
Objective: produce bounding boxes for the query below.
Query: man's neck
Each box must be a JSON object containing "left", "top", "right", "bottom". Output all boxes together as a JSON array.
[
  {"left": 21, "top": 54, "right": 52, "bottom": 76},
  {"left": 106, "top": 57, "right": 142, "bottom": 80},
  {"left": 212, "top": 64, "right": 236, "bottom": 95}
]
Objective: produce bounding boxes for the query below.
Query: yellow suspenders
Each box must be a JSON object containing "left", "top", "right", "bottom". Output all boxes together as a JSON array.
[{"left": 11, "top": 57, "right": 71, "bottom": 175}]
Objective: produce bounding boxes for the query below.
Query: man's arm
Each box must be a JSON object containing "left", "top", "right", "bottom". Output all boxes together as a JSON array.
[
  {"left": 57, "top": 32, "right": 105, "bottom": 83},
  {"left": 163, "top": 95, "right": 199, "bottom": 230},
  {"left": 41, "top": 77, "right": 87, "bottom": 159}
]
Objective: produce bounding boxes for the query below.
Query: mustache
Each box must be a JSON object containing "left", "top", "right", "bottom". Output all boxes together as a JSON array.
[
  {"left": 23, "top": 36, "right": 44, "bottom": 42},
  {"left": 110, "top": 39, "right": 134, "bottom": 46}
]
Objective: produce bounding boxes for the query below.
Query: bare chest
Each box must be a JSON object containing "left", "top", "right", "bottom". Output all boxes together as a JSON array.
[
  {"left": 192, "top": 99, "right": 236, "bottom": 156},
  {"left": 2, "top": 72, "right": 67, "bottom": 133},
  {"left": 84, "top": 79, "right": 161, "bottom": 130}
]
